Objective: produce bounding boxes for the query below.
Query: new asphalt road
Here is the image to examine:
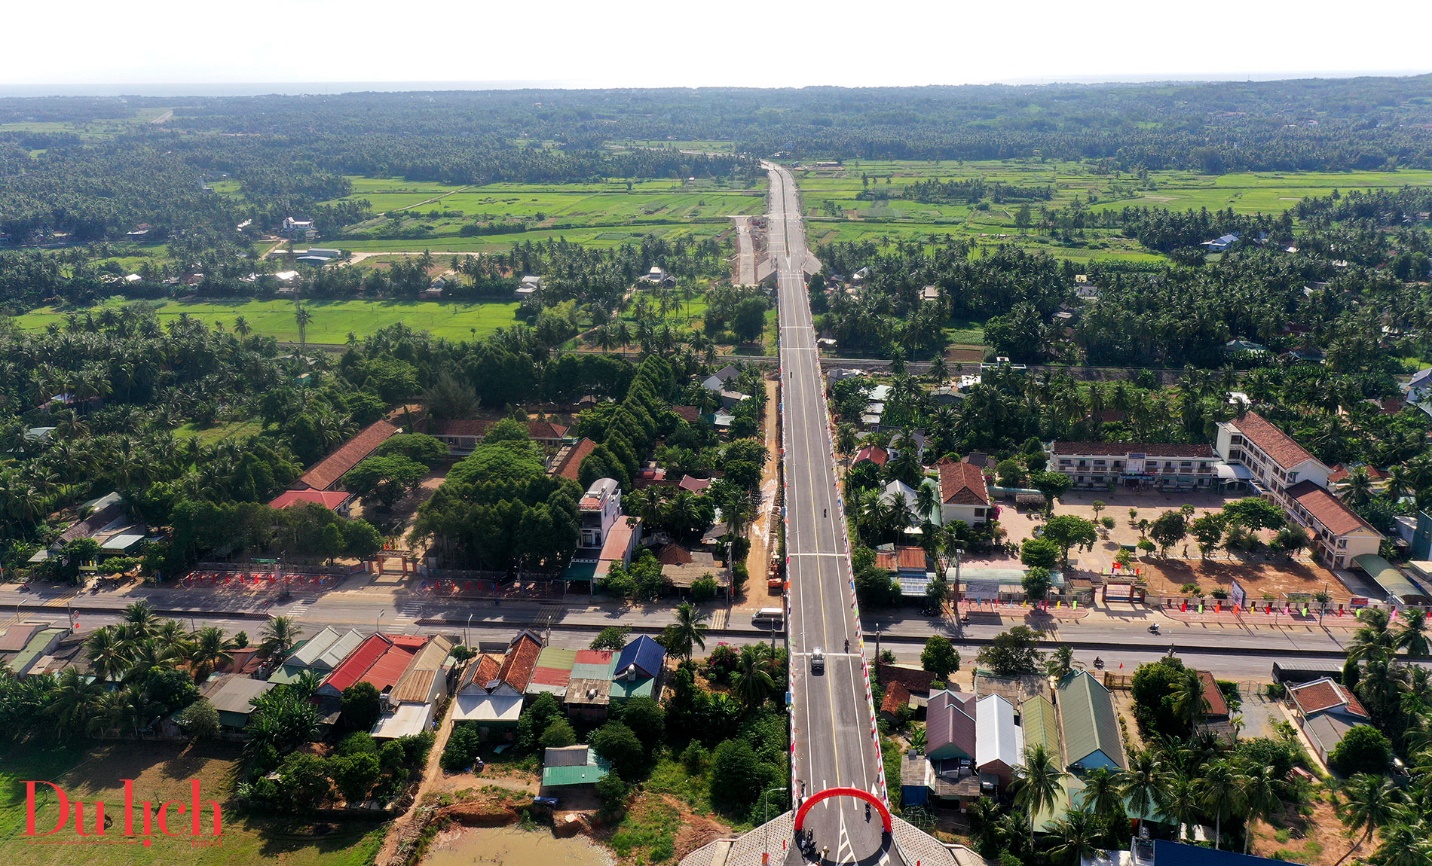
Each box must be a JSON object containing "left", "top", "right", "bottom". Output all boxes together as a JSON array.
[{"left": 769, "top": 161, "right": 899, "bottom": 866}]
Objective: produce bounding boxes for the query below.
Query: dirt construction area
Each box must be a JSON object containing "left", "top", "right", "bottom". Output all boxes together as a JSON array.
[{"left": 1143, "top": 557, "right": 1354, "bottom": 603}]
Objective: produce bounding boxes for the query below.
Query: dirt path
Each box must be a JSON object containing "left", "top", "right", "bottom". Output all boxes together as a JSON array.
[
  {"left": 740, "top": 376, "right": 783, "bottom": 611},
  {"left": 376, "top": 698, "right": 459, "bottom": 866}
]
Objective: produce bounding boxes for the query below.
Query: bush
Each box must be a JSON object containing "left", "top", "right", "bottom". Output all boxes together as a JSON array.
[
  {"left": 516, "top": 692, "right": 563, "bottom": 752},
  {"left": 616, "top": 696, "right": 666, "bottom": 751},
  {"left": 540, "top": 718, "right": 578, "bottom": 749},
  {"left": 680, "top": 742, "right": 708, "bottom": 774},
  {"left": 398, "top": 731, "right": 436, "bottom": 766},
  {"left": 441, "top": 723, "right": 482, "bottom": 772},
  {"left": 177, "top": 697, "right": 219, "bottom": 738},
  {"left": 595, "top": 772, "right": 630, "bottom": 814},
  {"left": 1329, "top": 725, "right": 1393, "bottom": 775},
  {"left": 704, "top": 644, "right": 741, "bottom": 685},
  {"left": 336, "top": 731, "right": 379, "bottom": 756},
  {"left": 691, "top": 575, "right": 720, "bottom": 603},
  {"left": 330, "top": 753, "right": 381, "bottom": 804},
  {"left": 709, "top": 739, "right": 762, "bottom": 813},
  {"left": 731, "top": 562, "right": 749, "bottom": 595},
  {"left": 341, "top": 682, "right": 382, "bottom": 733},
  {"left": 591, "top": 721, "right": 645, "bottom": 780}
]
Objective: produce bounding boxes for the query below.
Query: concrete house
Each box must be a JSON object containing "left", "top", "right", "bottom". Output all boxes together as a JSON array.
[
  {"left": 371, "top": 636, "right": 455, "bottom": 740},
  {"left": 1214, "top": 411, "right": 1330, "bottom": 505},
  {"left": 1287, "top": 677, "right": 1373, "bottom": 765},
  {"left": 1047, "top": 442, "right": 1219, "bottom": 490},
  {"left": 937, "top": 461, "right": 992, "bottom": 526},
  {"left": 1284, "top": 481, "right": 1384, "bottom": 569}
]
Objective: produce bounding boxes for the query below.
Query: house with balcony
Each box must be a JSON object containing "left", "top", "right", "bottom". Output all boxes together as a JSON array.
[
  {"left": 1046, "top": 442, "right": 1219, "bottom": 490},
  {"left": 578, "top": 478, "right": 623, "bottom": 549},
  {"left": 1284, "top": 481, "right": 1383, "bottom": 569},
  {"left": 1214, "top": 412, "right": 1330, "bottom": 505}
]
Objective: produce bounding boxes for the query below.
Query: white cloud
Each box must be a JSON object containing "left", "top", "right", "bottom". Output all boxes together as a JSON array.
[{"left": 3, "top": 0, "right": 1428, "bottom": 91}]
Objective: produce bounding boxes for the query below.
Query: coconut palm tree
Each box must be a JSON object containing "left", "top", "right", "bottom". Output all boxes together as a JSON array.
[
  {"left": 48, "top": 668, "right": 101, "bottom": 738},
  {"left": 1046, "top": 809, "right": 1104, "bottom": 866},
  {"left": 1337, "top": 467, "right": 1376, "bottom": 508},
  {"left": 1195, "top": 759, "right": 1247, "bottom": 850},
  {"left": 1012, "top": 743, "right": 1067, "bottom": 832},
  {"left": 86, "top": 625, "right": 134, "bottom": 683},
  {"left": 1349, "top": 609, "right": 1396, "bottom": 664},
  {"left": 1335, "top": 774, "right": 1400, "bottom": 866},
  {"left": 259, "top": 616, "right": 303, "bottom": 660},
  {"left": 1079, "top": 766, "right": 1125, "bottom": 826},
  {"left": 731, "top": 644, "right": 775, "bottom": 711},
  {"left": 1171, "top": 668, "right": 1210, "bottom": 733},
  {"left": 1119, "top": 749, "right": 1169, "bottom": 829},
  {"left": 665, "top": 603, "right": 710, "bottom": 662},
  {"left": 189, "top": 626, "right": 236, "bottom": 681},
  {"left": 120, "top": 600, "right": 160, "bottom": 639},
  {"left": 1395, "top": 612, "right": 1431, "bottom": 658},
  {"left": 1158, "top": 772, "right": 1201, "bottom": 842},
  {"left": 1239, "top": 763, "right": 1285, "bottom": 855},
  {"left": 294, "top": 303, "right": 313, "bottom": 352}
]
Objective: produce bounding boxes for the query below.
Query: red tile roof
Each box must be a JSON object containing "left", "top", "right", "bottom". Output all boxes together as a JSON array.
[
  {"left": 877, "top": 662, "right": 936, "bottom": 695},
  {"left": 552, "top": 438, "right": 597, "bottom": 481},
  {"left": 672, "top": 406, "right": 701, "bottom": 424},
  {"left": 495, "top": 633, "right": 543, "bottom": 693},
  {"left": 460, "top": 654, "right": 503, "bottom": 691},
  {"left": 1287, "top": 481, "right": 1381, "bottom": 537},
  {"left": 1197, "top": 670, "right": 1230, "bottom": 718},
  {"left": 322, "top": 634, "right": 390, "bottom": 693},
  {"left": 938, "top": 461, "right": 990, "bottom": 506},
  {"left": 1289, "top": 677, "right": 1370, "bottom": 719},
  {"left": 1051, "top": 442, "right": 1215, "bottom": 458},
  {"left": 875, "top": 547, "right": 930, "bottom": 572},
  {"left": 298, "top": 420, "right": 399, "bottom": 491},
  {"left": 880, "top": 681, "right": 912, "bottom": 716},
  {"left": 436, "top": 419, "right": 570, "bottom": 442},
  {"left": 656, "top": 544, "right": 694, "bottom": 566},
  {"left": 854, "top": 445, "right": 889, "bottom": 466},
  {"left": 1328, "top": 464, "right": 1386, "bottom": 485},
  {"left": 1230, "top": 412, "right": 1319, "bottom": 470},
  {"left": 678, "top": 475, "right": 711, "bottom": 493},
  {"left": 268, "top": 489, "right": 351, "bottom": 511}
]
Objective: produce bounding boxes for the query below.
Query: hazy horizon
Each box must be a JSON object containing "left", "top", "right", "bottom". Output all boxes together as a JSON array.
[{"left": 2, "top": 69, "right": 1429, "bottom": 99}]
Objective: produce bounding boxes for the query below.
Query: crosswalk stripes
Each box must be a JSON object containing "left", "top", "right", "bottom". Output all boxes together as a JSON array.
[
  {"left": 391, "top": 602, "right": 424, "bottom": 629},
  {"left": 283, "top": 598, "right": 313, "bottom": 620},
  {"left": 710, "top": 609, "right": 729, "bottom": 629}
]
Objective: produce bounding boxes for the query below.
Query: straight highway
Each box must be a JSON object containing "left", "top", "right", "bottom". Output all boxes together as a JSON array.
[{"left": 769, "top": 161, "right": 897, "bottom": 865}]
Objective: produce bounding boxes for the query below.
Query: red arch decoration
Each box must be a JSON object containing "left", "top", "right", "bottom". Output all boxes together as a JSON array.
[{"left": 793, "top": 786, "right": 891, "bottom": 834}]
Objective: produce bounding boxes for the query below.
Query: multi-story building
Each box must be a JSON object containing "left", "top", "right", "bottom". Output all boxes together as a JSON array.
[
  {"left": 1214, "top": 411, "right": 1330, "bottom": 505},
  {"left": 579, "top": 478, "right": 623, "bottom": 548},
  {"left": 1046, "top": 442, "right": 1219, "bottom": 490},
  {"left": 1283, "top": 481, "right": 1383, "bottom": 569}
]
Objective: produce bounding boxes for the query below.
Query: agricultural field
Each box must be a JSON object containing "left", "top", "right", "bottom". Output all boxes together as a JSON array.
[
  {"left": 796, "top": 159, "right": 1432, "bottom": 261},
  {"left": 323, "top": 176, "right": 766, "bottom": 252},
  {"left": 0, "top": 107, "right": 173, "bottom": 138},
  {"left": 12, "top": 297, "right": 524, "bottom": 344},
  {"left": 0, "top": 742, "right": 383, "bottom": 866}
]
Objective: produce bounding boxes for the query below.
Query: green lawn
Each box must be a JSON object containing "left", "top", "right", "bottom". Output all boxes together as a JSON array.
[
  {"left": 13, "top": 297, "right": 523, "bottom": 345},
  {"left": 176, "top": 419, "right": 263, "bottom": 444},
  {"left": 0, "top": 742, "right": 383, "bottom": 866}
]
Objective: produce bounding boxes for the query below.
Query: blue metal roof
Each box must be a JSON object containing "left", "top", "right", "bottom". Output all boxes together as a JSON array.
[
  {"left": 1153, "top": 840, "right": 1282, "bottom": 866},
  {"left": 615, "top": 635, "right": 665, "bottom": 679}
]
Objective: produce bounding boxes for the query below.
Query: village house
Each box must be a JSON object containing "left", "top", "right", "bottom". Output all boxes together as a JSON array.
[
  {"left": 452, "top": 631, "right": 543, "bottom": 732},
  {"left": 291, "top": 420, "right": 400, "bottom": 492},
  {"left": 937, "top": 461, "right": 992, "bottom": 526},
  {"left": 1057, "top": 670, "right": 1125, "bottom": 772},
  {"left": 1287, "top": 676, "right": 1374, "bottom": 765}
]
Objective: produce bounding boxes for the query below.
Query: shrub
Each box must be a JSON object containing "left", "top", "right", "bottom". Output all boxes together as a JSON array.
[
  {"left": 540, "top": 718, "right": 578, "bottom": 749},
  {"left": 441, "top": 723, "right": 482, "bottom": 772},
  {"left": 595, "top": 773, "right": 630, "bottom": 815},
  {"left": 341, "top": 682, "right": 382, "bottom": 733},
  {"left": 680, "top": 742, "right": 708, "bottom": 774},
  {"left": 177, "top": 698, "right": 219, "bottom": 738},
  {"left": 591, "top": 721, "right": 645, "bottom": 780},
  {"left": 704, "top": 645, "right": 741, "bottom": 685},
  {"left": 691, "top": 575, "right": 720, "bottom": 603},
  {"left": 1329, "top": 725, "right": 1393, "bottom": 775}
]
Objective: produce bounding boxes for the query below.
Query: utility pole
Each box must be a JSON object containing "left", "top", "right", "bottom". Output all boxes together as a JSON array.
[{"left": 874, "top": 623, "right": 882, "bottom": 664}]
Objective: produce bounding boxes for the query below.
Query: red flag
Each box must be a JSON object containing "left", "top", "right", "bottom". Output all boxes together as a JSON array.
[{"left": 1119, "top": 663, "right": 1124, "bottom": 669}]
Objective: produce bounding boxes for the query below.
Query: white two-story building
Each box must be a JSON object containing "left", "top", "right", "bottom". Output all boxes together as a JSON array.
[
  {"left": 1214, "top": 411, "right": 1330, "bottom": 506},
  {"left": 1047, "top": 442, "right": 1219, "bottom": 490}
]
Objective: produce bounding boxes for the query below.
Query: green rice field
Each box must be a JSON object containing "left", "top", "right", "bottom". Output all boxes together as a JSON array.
[
  {"left": 12, "top": 297, "right": 523, "bottom": 344},
  {"left": 794, "top": 159, "right": 1432, "bottom": 261}
]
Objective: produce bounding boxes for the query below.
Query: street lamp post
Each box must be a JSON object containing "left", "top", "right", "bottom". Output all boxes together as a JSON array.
[
  {"left": 465, "top": 613, "right": 473, "bottom": 648},
  {"left": 376, "top": 609, "right": 385, "bottom": 635}
]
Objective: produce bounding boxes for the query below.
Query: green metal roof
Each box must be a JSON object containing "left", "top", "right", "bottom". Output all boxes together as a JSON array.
[
  {"left": 1353, "top": 554, "right": 1430, "bottom": 604},
  {"left": 1057, "top": 670, "right": 1125, "bottom": 770},
  {"left": 562, "top": 560, "right": 598, "bottom": 582},
  {"left": 536, "top": 647, "right": 578, "bottom": 671},
  {"left": 610, "top": 676, "right": 655, "bottom": 701},
  {"left": 570, "top": 661, "right": 614, "bottom": 680},
  {"left": 541, "top": 757, "right": 610, "bottom": 787},
  {"left": 1021, "top": 695, "right": 1060, "bottom": 757},
  {"left": 7, "top": 628, "right": 66, "bottom": 675}
]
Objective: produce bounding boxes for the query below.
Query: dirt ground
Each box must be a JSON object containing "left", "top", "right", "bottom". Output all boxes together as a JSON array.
[
  {"left": 1250, "top": 789, "right": 1362, "bottom": 866},
  {"left": 739, "top": 376, "right": 784, "bottom": 613},
  {"left": 1144, "top": 558, "right": 1353, "bottom": 603}
]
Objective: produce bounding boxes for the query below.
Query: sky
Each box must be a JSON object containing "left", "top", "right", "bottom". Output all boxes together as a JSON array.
[{"left": 4, "top": 0, "right": 1430, "bottom": 93}]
